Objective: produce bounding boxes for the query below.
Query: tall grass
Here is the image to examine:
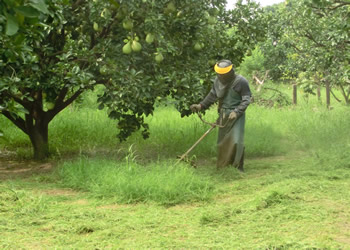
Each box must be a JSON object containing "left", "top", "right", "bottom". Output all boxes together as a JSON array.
[
  {"left": 49, "top": 108, "right": 118, "bottom": 154},
  {"left": 58, "top": 156, "right": 215, "bottom": 205},
  {"left": 1, "top": 84, "right": 349, "bottom": 161}
]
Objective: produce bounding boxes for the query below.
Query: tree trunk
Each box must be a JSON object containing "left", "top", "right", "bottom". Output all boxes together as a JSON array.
[
  {"left": 317, "top": 86, "right": 321, "bottom": 102},
  {"left": 25, "top": 112, "right": 50, "bottom": 161},
  {"left": 292, "top": 84, "right": 297, "bottom": 105},
  {"left": 325, "top": 80, "right": 330, "bottom": 108},
  {"left": 2, "top": 87, "right": 83, "bottom": 160},
  {"left": 338, "top": 84, "right": 350, "bottom": 105},
  {"left": 28, "top": 123, "right": 49, "bottom": 160}
]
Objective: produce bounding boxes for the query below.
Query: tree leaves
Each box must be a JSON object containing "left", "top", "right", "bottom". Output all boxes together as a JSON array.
[
  {"left": 0, "top": 0, "right": 266, "bottom": 157},
  {"left": 29, "top": 0, "right": 50, "bottom": 15},
  {"left": 260, "top": 0, "right": 350, "bottom": 103},
  {"left": 15, "top": 6, "right": 41, "bottom": 18},
  {"left": 5, "top": 14, "right": 18, "bottom": 36},
  {"left": 2, "top": 0, "right": 50, "bottom": 36}
]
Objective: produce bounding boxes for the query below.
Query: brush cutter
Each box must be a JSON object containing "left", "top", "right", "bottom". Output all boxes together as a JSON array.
[{"left": 175, "top": 113, "right": 229, "bottom": 166}]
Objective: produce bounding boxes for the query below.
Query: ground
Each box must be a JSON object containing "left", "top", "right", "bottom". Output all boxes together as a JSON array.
[{"left": 1, "top": 151, "right": 349, "bottom": 249}]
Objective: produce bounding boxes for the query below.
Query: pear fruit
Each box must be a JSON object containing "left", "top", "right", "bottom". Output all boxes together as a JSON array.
[
  {"left": 208, "top": 16, "right": 216, "bottom": 25},
  {"left": 194, "top": 42, "right": 202, "bottom": 51},
  {"left": 164, "top": 2, "right": 176, "bottom": 14},
  {"left": 93, "top": 22, "right": 99, "bottom": 31},
  {"left": 122, "top": 42, "right": 132, "bottom": 54},
  {"left": 123, "top": 19, "right": 133, "bottom": 30},
  {"left": 46, "top": 102, "right": 55, "bottom": 110},
  {"left": 131, "top": 41, "right": 142, "bottom": 52},
  {"left": 155, "top": 53, "right": 164, "bottom": 63},
  {"left": 146, "top": 33, "right": 155, "bottom": 44},
  {"left": 208, "top": 59, "right": 216, "bottom": 66}
]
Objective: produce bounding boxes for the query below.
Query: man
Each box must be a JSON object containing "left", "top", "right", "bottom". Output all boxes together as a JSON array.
[{"left": 190, "top": 59, "right": 251, "bottom": 171}]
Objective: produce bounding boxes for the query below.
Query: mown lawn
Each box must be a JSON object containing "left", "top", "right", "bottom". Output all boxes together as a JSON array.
[{"left": 1, "top": 150, "right": 349, "bottom": 248}]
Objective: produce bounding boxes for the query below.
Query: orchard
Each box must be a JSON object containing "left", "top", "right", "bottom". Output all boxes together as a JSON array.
[
  {"left": 1, "top": 1, "right": 350, "bottom": 248},
  {"left": 0, "top": 0, "right": 265, "bottom": 159}
]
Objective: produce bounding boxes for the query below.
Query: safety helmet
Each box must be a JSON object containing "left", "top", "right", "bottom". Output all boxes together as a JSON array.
[{"left": 214, "top": 59, "right": 234, "bottom": 75}]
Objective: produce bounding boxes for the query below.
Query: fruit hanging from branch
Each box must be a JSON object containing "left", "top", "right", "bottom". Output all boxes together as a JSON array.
[
  {"left": 122, "top": 42, "right": 132, "bottom": 54},
  {"left": 146, "top": 33, "right": 155, "bottom": 44},
  {"left": 122, "top": 19, "right": 133, "bottom": 30},
  {"left": 155, "top": 52, "right": 164, "bottom": 63},
  {"left": 131, "top": 40, "right": 142, "bottom": 52}
]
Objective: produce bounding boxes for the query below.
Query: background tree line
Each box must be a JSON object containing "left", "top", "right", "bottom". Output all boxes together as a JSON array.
[{"left": 242, "top": 0, "right": 349, "bottom": 105}]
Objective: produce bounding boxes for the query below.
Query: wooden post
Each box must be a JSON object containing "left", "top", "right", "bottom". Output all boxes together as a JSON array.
[
  {"left": 293, "top": 84, "right": 297, "bottom": 105},
  {"left": 325, "top": 81, "right": 330, "bottom": 108}
]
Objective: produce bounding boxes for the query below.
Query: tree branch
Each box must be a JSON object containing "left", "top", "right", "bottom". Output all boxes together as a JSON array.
[
  {"left": 338, "top": 84, "right": 350, "bottom": 104},
  {"left": 89, "top": 11, "right": 117, "bottom": 50},
  {"left": 63, "top": 89, "right": 84, "bottom": 108},
  {"left": 304, "top": 31, "right": 326, "bottom": 48},
  {"left": 72, "top": 0, "right": 85, "bottom": 11},
  {"left": 289, "top": 42, "right": 304, "bottom": 53},
  {"left": 1, "top": 111, "right": 28, "bottom": 134},
  {"left": 55, "top": 87, "right": 69, "bottom": 105},
  {"left": 329, "top": 2, "right": 350, "bottom": 10},
  {"left": 46, "top": 88, "right": 83, "bottom": 122},
  {"left": 90, "top": 32, "right": 96, "bottom": 50},
  {"left": 2, "top": 90, "right": 31, "bottom": 109},
  {"left": 330, "top": 89, "right": 342, "bottom": 103},
  {"left": 100, "top": 12, "right": 117, "bottom": 39}
]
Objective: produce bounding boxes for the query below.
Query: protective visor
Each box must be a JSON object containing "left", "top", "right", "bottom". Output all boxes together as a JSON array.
[{"left": 214, "top": 64, "right": 233, "bottom": 74}]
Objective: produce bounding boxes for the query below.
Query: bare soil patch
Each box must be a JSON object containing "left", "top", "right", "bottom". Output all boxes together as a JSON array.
[
  {"left": 0, "top": 151, "right": 55, "bottom": 180},
  {"left": 40, "top": 189, "right": 78, "bottom": 196}
]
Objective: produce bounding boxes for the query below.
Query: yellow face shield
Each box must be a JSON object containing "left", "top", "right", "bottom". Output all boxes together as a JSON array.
[{"left": 214, "top": 64, "right": 233, "bottom": 74}]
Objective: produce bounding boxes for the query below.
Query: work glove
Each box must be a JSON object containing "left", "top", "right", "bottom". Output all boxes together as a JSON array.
[
  {"left": 228, "top": 111, "right": 237, "bottom": 120},
  {"left": 190, "top": 104, "right": 202, "bottom": 112}
]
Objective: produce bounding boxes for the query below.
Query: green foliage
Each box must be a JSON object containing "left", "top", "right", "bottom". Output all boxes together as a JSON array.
[
  {"left": 96, "top": 0, "right": 266, "bottom": 141},
  {"left": 58, "top": 157, "right": 214, "bottom": 205},
  {"left": 0, "top": 0, "right": 267, "bottom": 159},
  {"left": 261, "top": 0, "right": 350, "bottom": 102},
  {"left": 259, "top": 3, "right": 292, "bottom": 81},
  {"left": 238, "top": 46, "right": 265, "bottom": 80},
  {"left": 296, "top": 71, "right": 317, "bottom": 96}
]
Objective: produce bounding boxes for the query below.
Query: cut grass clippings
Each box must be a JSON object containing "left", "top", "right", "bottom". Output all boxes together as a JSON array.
[{"left": 1, "top": 152, "right": 349, "bottom": 249}]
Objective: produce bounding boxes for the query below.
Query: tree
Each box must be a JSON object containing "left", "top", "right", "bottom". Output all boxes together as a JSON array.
[
  {"left": 271, "top": 0, "right": 350, "bottom": 102},
  {"left": 238, "top": 46, "right": 266, "bottom": 81},
  {"left": 0, "top": 0, "right": 95, "bottom": 159},
  {"left": 0, "top": 0, "right": 266, "bottom": 160},
  {"left": 259, "top": 3, "right": 293, "bottom": 81}
]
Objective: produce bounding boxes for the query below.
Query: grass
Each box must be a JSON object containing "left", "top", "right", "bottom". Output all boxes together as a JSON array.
[
  {"left": 58, "top": 156, "right": 215, "bottom": 205},
  {"left": 1, "top": 84, "right": 350, "bottom": 248},
  {"left": 1, "top": 84, "right": 348, "bottom": 160},
  {"left": 1, "top": 153, "right": 349, "bottom": 248}
]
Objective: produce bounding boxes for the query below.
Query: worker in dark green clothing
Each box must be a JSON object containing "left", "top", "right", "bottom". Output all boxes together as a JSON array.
[{"left": 190, "top": 59, "right": 251, "bottom": 171}]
